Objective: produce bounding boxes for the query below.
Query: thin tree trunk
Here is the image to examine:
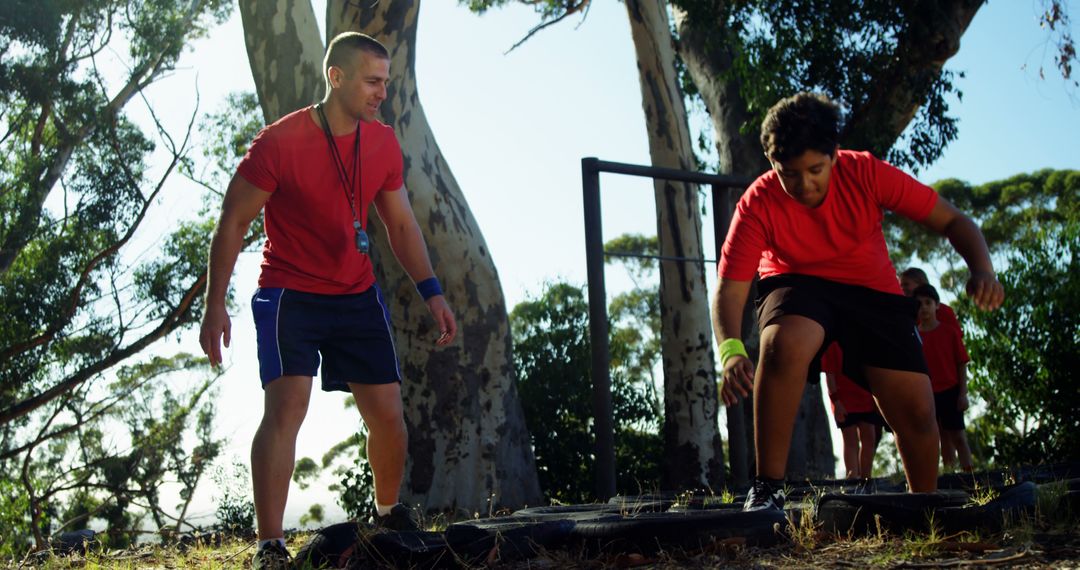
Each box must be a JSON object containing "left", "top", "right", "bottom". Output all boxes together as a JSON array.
[
  {"left": 625, "top": 0, "right": 724, "bottom": 491},
  {"left": 324, "top": 0, "right": 541, "bottom": 511}
]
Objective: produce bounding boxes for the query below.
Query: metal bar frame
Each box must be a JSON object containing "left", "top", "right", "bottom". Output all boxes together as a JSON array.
[{"left": 581, "top": 157, "right": 753, "bottom": 500}]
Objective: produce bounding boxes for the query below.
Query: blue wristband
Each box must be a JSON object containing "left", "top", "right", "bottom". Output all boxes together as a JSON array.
[{"left": 416, "top": 277, "right": 443, "bottom": 300}]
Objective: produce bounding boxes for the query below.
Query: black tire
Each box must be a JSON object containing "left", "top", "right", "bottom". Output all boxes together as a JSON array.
[
  {"left": 446, "top": 516, "right": 576, "bottom": 564},
  {"left": 512, "top": 504, "right": 626, "bottom": 520},
  {"left": 352, "top": 531, "right": 454, "bottom": 570},
  {"left": 571, "top": 508, "right": 788, "bottom": 554},
  {"left": 294, "top": 521, "right": 368, "bottom": 569},
  {"left": 606, "top": 494, "right": 676, "bottom": 512},
  {"left": 818, "top": 483, "right": 1036, "bottom": 536}
]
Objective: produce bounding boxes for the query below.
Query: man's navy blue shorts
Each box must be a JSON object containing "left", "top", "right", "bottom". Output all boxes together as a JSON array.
[
  {"left": 755, "top": 274, "right": 929, "bottom": 391},
  {"left": 250, "top": 285, "right": 401, "bottom": 391}
]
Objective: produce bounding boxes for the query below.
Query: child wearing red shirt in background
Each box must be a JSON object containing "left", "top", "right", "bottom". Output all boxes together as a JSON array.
[
  {"left": 821, "top": 343, "right": 886, "bottom": 482},
  {"left": 913, "top": 284, "right": 974, "bottom": 471}
]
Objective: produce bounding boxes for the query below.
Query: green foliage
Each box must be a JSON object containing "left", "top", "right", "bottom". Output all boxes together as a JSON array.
[
  {"left": 956, "top": 222, "right": 1080, "bottom": 465},
  {"left": 885, "top": 169, "right": 1080, "bottom": 467},
  {"left": 212, "top": 461, "right": 255, "bottom": 534},
  {"left": 0, "top": 0, "right": 264, "bottom": 555},
  {"left": 886, "top": 170, "right": 1080, "bottom": 268},
  {"left": 510, "top": 280, "right": 662, "bottom": 503}
]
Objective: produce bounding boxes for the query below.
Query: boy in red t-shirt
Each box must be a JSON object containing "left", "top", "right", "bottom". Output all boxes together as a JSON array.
[
  {"left": 913, "top": 284, "right": 974, "bottom": 471},
  {"left": 900, "top": 267, "right": 962, "bottom": 336},
  {"left": 712, "top": 92, "right": 1004, "bottom": 512},
  {"left": 821, "top": 343, "right": 886, "bottom": 481}
]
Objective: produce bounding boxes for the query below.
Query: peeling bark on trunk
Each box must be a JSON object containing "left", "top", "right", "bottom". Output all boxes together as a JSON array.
[
  {"left": 326, "top": 0, "right": 541, "bottom": 511},
  {"left": 672, "top": 5, "right": 832, "bottom": 480},
  {"left": 238, "top": 0, "right": 325, "bottom": 122},
  {"left": 625, "top": 0, "right": 724, "bottom": 491}
]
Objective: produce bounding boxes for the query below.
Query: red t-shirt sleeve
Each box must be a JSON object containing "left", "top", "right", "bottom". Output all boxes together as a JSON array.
[
  {"left": 864, "top": 153, "right": 938, "bottom": 222},
  {"left": 718, "top": 188, "right": 768, "bottom": 280},
  {"left": 379, "top": 133, "right": 405, "bottom": 192},
  {"left": 235, "top": 126, "right": 279, "bottom": 193}
]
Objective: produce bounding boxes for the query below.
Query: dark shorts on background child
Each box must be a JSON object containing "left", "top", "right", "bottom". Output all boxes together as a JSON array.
[
  {"left": 756, "top": 274, "right": 929, "bottom": 390},
  {"left": 933, "top": 385, "right": 966, "bottom": 430},
  {"left": 835, "top": 410, "right": 888, "bottom": 430},
  {"left": 251, "top": 285, "right": 401, "bottom": 392}
]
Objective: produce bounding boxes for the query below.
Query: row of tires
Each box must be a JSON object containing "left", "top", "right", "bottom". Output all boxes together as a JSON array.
[{"left": 299, "top": 478, "right": 1077, "bottom": 569}]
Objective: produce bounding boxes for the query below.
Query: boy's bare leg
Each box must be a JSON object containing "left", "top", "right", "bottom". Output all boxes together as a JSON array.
[
  {"left": 867, "top": 367, "right": 939, "bottom": 492},
  {"left": 754, "top": 315, "right": 825, "bottom": 479},
  {"left": 946, "top": 429, "right": 974, "bottom": 471},
  {"left": 349, "top": 382, "right": 407, "bottom": 508},
  {"left": 840, "top": 426, "right": 860, "bottom": 478},
  {"left": 252, "top": 375, "right": 314, "bottom": 540},
  {"left": 857, "top": 422, "right": 878, "bottom": 478}
]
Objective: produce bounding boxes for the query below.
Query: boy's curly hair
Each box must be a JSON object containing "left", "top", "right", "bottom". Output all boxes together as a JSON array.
[{"left": 760, "top": 92, "right": 841, "bottom": 162}]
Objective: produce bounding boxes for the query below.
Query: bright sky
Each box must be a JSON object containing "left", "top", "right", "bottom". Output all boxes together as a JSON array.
[{"left": 125, "top": 1, "right": 1077, "bottom": 528}]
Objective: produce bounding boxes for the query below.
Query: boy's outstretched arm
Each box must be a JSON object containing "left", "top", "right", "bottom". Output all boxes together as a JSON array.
[{"left": 918, "top": 196, "right": 1005, "bottom": 311}]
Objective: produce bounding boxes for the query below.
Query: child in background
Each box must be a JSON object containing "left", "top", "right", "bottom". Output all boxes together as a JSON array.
[
  {"left": 821, "top": 342, "right": 886, "bottom": 484},
  {"left": 900, "top": 267, "right": 962, "bottom": 336},
  {"left": 913, "top": 284, "right": 974, "bottom": 471}
]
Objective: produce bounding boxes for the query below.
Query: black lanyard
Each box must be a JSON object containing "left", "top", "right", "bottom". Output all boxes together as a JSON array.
[{"left": 315, "top": 104, "right": 369, "bottom": 253}]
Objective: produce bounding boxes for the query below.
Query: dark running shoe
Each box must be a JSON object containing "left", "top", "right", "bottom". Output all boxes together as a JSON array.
[
  {"left": 743, "top": 479, "right": 786, "bottom": 512},
  {"left": 375, "top": 503, "right": 420, "bottom": 532},
  {"left": 252, "top": 541, "right": 293, "bottom": 570}
]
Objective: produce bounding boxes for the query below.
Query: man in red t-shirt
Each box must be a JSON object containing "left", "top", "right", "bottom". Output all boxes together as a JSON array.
[
  {"left": 711, "top": 92, "right": 1003, "bottom": 512},
  {"left": 821, "top": 343, "right": 886, "bottom": 481},
  {"left": 899, "top": 267, "right": 962, "bottom": 336},
  {"left": 199, "top": 33, "right": 457, "bottom": 567},
  {"left": 913, "top": 284, "right": 974, "bottom": 472}
]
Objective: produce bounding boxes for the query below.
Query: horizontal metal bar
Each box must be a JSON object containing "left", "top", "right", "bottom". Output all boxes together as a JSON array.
[
  {"left": 590, "top": 158, "right": 753, "bottom": 188},
  {"left": 605, "top": 250, "right": 718, "bottom": 264}
]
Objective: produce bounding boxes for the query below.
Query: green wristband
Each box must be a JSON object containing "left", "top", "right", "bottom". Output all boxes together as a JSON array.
[{"left": 719, "top": 338, "right": 749, "bottom": 368}]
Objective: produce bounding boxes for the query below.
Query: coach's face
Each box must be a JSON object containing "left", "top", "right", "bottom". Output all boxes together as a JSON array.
[
  {"left": 332, "top": 50, "right": 389, "bottom": 122},
  {"left": 771, "top": 147, "right": 837, "bottom": 208}
]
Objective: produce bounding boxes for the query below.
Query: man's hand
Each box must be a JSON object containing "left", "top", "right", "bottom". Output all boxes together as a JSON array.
[
  {"left": 719, "top": 354, "right": 755, "bottom": 407},
  {"left": 199, "top": 304, "right": 231, "bottom": 368},
  {"left": 426, "top": 295, "right": 457, "bottom": 346},
  {"left": 957, "top": 391, "right": 970, "bottom": 413},
  {"left": 966, "top": 271, "right": 1004, "bottom": 311}
]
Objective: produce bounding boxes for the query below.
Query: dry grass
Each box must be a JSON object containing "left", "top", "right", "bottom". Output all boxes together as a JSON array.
[{"left": 10, "top": 488, "right": 1080, "bottom": 569}]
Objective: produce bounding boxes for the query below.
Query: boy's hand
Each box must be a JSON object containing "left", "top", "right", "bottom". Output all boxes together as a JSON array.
[
  {"left": 719, "top": 355, "right": 755, "bottom": 406},
  {"left": 966, "top": 271, "right": 1004, "bottom": 311},
  {"left": 957, "top": 391, "right": 970, "bottom": 412}
]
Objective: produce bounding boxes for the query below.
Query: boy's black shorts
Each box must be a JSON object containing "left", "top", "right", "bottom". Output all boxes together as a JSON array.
[
  {"left": 933, "top": 385, "right": 967, "bottom": 430},
  {"left": 755, "top": 274, "right": 928, "bottom": 391}
]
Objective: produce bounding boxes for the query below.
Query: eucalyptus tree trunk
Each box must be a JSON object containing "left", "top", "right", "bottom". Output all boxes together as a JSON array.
[
  {"left": 671, "top": 5, "right": 833, "bottom": 480},
  {"left": 625, "top": 0, "right": 724, "bottom": 491},
  {"left": 239, "top": 0, "right": 541, "bottom": 511}
]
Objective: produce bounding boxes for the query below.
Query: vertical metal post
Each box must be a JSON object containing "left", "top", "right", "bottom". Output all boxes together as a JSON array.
[{"left": 581, "top": 157, "right": 616, "bottom": 500}]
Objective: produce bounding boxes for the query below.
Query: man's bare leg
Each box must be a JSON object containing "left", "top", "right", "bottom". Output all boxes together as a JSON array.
[
  {"left": 350, "top": 382, "right": 407, "bottom": 508},
  {"left": 252, "top": 375, "right": 313, "bottom": 540}
]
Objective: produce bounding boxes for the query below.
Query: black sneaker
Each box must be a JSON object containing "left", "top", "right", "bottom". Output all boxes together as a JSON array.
[
  {"left": 252, "top": 541, "right": 293, "bottom": 570},
  {"left": 375, "top": 503, "right": 420, "bottom": 532},
  {"left": 743, "top": 478, "right": 785, "bottom": 512}
]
